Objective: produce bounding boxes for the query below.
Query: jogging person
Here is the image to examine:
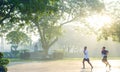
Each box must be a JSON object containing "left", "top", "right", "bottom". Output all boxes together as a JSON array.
[
  {"left": 101, "top": 46, "right": 111, "bottom": 68},
  {"left": 82, "top": 46, "right": 93, "bottom": 69}
]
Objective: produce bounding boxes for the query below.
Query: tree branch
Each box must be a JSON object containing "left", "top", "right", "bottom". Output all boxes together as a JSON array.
[
  {"left": 60, "top": 16, "right": 78, "bottom": 26},
  {"left": 48, "top": 37, "right": 58, "bottom": 48},
  {"left": 0, "top": 5, "right": 15, "bottom": 25}
]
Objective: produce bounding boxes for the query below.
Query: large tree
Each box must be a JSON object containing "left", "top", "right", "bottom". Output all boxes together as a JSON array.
[
  {"left": 0, "top": 0, "right": 104, "bottom": 56},
  {"left": 24, "top": 0, "right": 105, "bottom": 56},
  {"left": 0, "top": 0, "right": 60, "bottom": 56},
  {"left": 27, "top": 10, "right": 62, "bottom": 56}
]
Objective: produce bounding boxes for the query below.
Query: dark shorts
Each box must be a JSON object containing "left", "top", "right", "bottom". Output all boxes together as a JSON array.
[
  {"left": 102, "top": 56, "right": 107, "bottom": 62},
  {"left": 83, "top": 58, "right": 90, "bottom": 62}
]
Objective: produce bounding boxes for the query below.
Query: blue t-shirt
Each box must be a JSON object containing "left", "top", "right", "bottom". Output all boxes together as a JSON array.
[{"left": 101, "top": 50, "right": 108, "bottom": 57}]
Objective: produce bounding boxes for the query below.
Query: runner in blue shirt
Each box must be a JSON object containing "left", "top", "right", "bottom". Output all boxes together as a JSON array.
[{"left": 101, "top": 46, "right": 111, "bottom": 68}]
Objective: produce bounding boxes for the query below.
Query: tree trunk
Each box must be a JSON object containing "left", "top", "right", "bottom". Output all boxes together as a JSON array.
[
  {"left": 42, "top": 44, "right": 49, "bottom": 58},
  {"left": 44, "top": 48, "right": 49, "bottom": 57}
]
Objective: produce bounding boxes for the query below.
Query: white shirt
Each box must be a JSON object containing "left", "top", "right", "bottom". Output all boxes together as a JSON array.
[{"left": 84, "top": 50, "right": 89, "bottom": 59}]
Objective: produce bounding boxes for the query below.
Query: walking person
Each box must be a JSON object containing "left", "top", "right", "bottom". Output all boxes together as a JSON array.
[
  {"left": 82, "top": 46, "right": 93, "bottom": 69},
  {"left": 101, "top": 46, "right": 111, "bottom": 69}
]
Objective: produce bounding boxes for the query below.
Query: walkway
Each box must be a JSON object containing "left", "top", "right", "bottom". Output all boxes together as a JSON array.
[{"left": 7, "top": 60, "right": 120, "bottom": 72}]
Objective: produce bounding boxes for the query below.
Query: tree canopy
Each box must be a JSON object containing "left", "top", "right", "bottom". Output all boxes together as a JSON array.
[
  {"left": 0, "top": 0, "right": 59, "bottom": 25},
  {"left": 97, "top": 0, "right": 120, "bottom": 42},
  {"left": 6, "top": 31, "right": 31, "bottom": 45},
  {"left": 0, "top": 0, "right": 105, "bottom": 56}
]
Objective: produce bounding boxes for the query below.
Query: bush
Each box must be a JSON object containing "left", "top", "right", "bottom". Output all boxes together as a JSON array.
[
  {"left": 0, "top": 52, "right": 9, "bottom": 72},
  {"left": 20, "top": 50, "right": 30, "bottom": 59},
  {"left": 52, "top": 50, "right": 64, "bottom": 59}
]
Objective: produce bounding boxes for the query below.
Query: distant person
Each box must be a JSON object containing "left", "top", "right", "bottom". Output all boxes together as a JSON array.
[
  {"left": 101, "top": 46, "right": 111, "bottom": 68},
  {"left": 82, "top": 46, "right": 93, "bottom": 69}
]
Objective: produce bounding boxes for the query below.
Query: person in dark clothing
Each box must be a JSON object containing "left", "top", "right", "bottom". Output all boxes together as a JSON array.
[{"left": 101, "top": 46, "right": 111, "bottom": 69}]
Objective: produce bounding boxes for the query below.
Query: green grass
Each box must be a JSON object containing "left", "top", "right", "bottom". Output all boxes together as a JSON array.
[
  {"left": 9, "top": 58, "right": 32, "bottom": 62},
  {"left": 9, "top": 57, "right": 120, "bottom": 62}
]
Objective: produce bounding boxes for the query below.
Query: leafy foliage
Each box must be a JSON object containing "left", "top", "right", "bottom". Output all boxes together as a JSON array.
[
  {"left": 0, "top": 0, "right": 59, "bottom": 25},
  {"left": 0, "top": 52, "right": 9, "bottom": 72},
  {"left": 97, "top": 1, "right": 120, "bottom": 42},
  {"left": 0, "top": 0, "right": 105, "bottom": 56},
  {"left": 6, "top": 31, "right": 31, "bottom": 45},
  {"left": 98, "top": 23, "right": 120, "bottom": 42}
]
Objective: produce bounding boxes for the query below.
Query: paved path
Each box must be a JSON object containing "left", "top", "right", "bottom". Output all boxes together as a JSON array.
[{"left": 7, "top": 60, "right": 120, "bottom": 72}]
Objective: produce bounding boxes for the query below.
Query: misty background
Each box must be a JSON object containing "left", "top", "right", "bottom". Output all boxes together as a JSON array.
[
  {"left": 0, "top": 23, "right": 120, "bottom": 58},
  {"left": 50, "top": 24, "right": 120, "bottom": 58}
]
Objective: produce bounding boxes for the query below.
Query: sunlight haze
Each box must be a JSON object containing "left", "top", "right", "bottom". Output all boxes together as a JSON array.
[{"left": 86, "top": 14, "right": 112, "bottom": 29}]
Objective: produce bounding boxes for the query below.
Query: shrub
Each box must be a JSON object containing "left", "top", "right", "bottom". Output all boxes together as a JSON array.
[
  {"left": 52, "top": 50, "right": 64, "bottom": 59},
  {"left": 20, "top": 50, "right": 30, "bottom": 59},
  {"left": 0, "top": 52, "right": 9, "bottom": 72}
]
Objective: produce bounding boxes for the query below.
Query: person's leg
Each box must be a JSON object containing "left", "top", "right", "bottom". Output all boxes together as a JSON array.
[
  {"left": 102, "top": 59, "right": 107, "bottom": 66},
  {"left": 87, "top": 59, "right": 93, "bottom": 68},
  {"left": 82, "top": 58, "right": 85, "bottom": 69},
  {"left": 106, "top": 60, "right": 111, "bottom": 68},
  {"left": 102, "top": 58, "right": 111, "bottom": 68},
  {"left": 102, "top": 58, "right": 111, "bottom": 71},
  {"left": 102, "top": 57, "right": 108, "bottom": 66}
]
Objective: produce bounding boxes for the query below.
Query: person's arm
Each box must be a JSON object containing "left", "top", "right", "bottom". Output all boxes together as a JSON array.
[{"left": 106, "top": 50, "right": 109, "bottom": 55}]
